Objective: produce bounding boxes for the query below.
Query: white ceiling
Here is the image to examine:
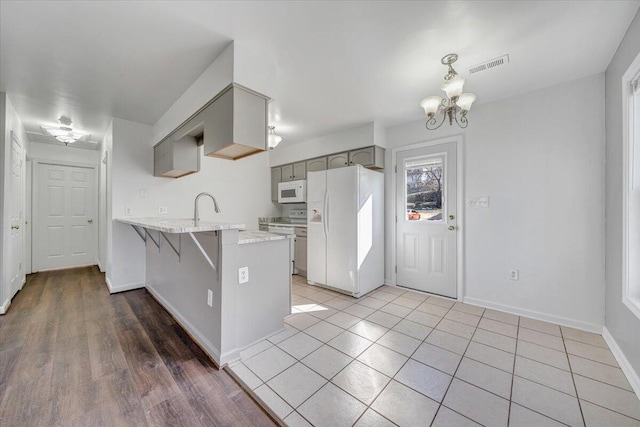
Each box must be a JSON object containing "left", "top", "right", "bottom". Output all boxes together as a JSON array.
[{"left": 1, "top": 1, "right": 638, "bottom": 148}]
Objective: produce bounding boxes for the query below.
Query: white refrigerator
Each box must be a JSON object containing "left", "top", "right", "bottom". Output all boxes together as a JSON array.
[{"left": 307, "top": 165, "right": 384, "bottom": 297}]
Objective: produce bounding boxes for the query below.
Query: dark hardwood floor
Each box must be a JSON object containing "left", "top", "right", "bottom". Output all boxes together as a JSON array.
[{"left": 0, "top": 266, "right": 276, "bottom": 426}]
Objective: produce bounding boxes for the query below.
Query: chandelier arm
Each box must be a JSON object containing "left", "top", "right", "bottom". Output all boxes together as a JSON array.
[
  {"left": 454, "top": 112, "right": 469, "bottom": 129},
  {"left": 425, "top": 113, "right": 447, "bottom": 131}
]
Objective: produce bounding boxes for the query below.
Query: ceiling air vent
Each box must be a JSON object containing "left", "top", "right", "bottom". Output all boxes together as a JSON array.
[{"left": 468, "top": 54, "right": 510, "bottom": 75}]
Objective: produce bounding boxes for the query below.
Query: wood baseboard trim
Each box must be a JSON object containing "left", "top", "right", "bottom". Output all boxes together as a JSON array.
[
  {"left": 463, "top": 296, "right": 603, "bottom": 334},
  {"left": 145, "top": 284, "right": 222, "bottom": 367},
  {"left": 0, "top": 298, "right": 11, "bottom": 315},
  {"left": 105, "top": 277, "right": 145, "bottom": 294},
  {"left": 602, "top": 327, "right": 640, "bottom": 399}
]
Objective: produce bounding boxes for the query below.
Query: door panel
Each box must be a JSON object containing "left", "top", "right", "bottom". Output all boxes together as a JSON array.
[
  {"left": 9, "top": 132, "right": 24, "bottom": 298},
  {"left": 35, "top": 163, "right": 97, "bottom": 270},
  {"left": 396, "top": 142, "right": 457, "bottom": 298}
]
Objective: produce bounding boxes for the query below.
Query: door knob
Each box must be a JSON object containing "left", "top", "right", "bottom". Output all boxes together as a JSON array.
[
  {"left": 88, "top": 219, "right": 93, "bottom": 224},
  {"left": 449, "top": 215, "right": 455, "bottom": 220},
  {"left": 11, "top": 225, "right": 19, "bottom": 230},
  {"left": 448, "top": 225, "right": 455, "bottom": 231}
]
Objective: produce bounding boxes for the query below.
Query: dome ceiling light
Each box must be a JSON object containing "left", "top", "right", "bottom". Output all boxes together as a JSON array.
[
  {"left": 420, "top": 53, "right": 477, "bottom": 130},
  {"left": 267, "top": 126, "right": 283, "bottom": 150},
  {"left": 41, "top": 116, "right": 88, "bottom": 145}
]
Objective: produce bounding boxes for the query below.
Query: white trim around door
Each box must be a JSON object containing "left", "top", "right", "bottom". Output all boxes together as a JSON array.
[
  {"left": 32, "top": 159, "right": 99, "bottom": 272},
  {"left": 391, "top": 135, "right": 465, "bottom": 300}
]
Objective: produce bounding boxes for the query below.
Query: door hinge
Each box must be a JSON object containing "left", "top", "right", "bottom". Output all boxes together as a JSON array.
[
  {"left": 395, "top": 265, "right": 397, "bottom": 273},
  {"left": 394, "top": 165, "right": 397, "bottom": 173}
]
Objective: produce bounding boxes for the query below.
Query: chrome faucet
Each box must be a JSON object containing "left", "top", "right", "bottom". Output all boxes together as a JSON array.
[{"left": 194, "top": 192, "right": 221, "bottom": 226}]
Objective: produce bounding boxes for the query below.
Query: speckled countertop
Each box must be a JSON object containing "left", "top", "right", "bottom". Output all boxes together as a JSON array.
[
  {"left": 116, "top": 217, "right": 245, "bottom": 233},
  {"left": 238, "top": 230, "right": 294, "bottom": 245}
]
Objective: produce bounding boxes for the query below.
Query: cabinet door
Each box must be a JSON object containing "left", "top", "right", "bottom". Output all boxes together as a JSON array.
[
  {"left": 349, "top": 146, "right": 385, "bottom": 169},
  {"left": 327, "top": 152, "right": 349, "bottom": 169},
  {"left": 306, "top": 157, "right": 327, "bottom": 172},
  {"left": 293, "top": 162, "right": 306, "bottom": 180},
  {"left": 294, "top": 237, "right": 307, "bottom": 274},
  {"left": 271, "top": 167, "right": 282, "bottom": 202},
  {"left": 281, "top": 164, "right": 294, "bottom": 182},
  {"left": 349, "top": 146, "right": 375, "bottom": 167}
]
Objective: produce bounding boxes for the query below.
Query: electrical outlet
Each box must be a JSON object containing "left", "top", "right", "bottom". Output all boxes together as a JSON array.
[
  {"left": 140, "top": 189, "right": 148, "bottom": 199},
  {"left": 509, "top": 269, "right": 519, "bottom": 281},
  {"left": 207, "top": 289, "right": 213, "bottom": 307},
  {"left": 125, "top": 206, "right": 132, "bottom": 215},
  {"left": 238, "top": 266, "right": 249, "bottom": 284},
  {"left": 158, "top": 206, "right": 168, "bottom": 215}
]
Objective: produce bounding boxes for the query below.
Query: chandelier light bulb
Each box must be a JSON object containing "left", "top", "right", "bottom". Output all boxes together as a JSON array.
[
  {"left": 441, "top": 76, "right": 465, "bottom": 99},
  {"left": 457, "top": 93, "right": 476, "bottom": 112},
  {"left": 420, "top": 96, "right": 443, "bottom": 116}
]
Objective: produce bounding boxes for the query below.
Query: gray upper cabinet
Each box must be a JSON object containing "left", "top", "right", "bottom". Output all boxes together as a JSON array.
[
  {"left": 292, "top": 162, "right": 306, "bottom": 180},
  {"left": 271, "top": 167, "right": 282, "bottom": 201},
  {"left": 349, "top": 146, "right": 385, "bottom": 169},
  {"left": 306, "top": 157, "right": 327, "bottom": 172},
  {"left": 154, "top": 135, "right": 199, "bottom": 178},
  {"left": 204, "top": 84, "right": 268, "bottom": 160},
  {"left": 281, "top": 162, "right": 306, "bottom": 182},
  {"left": 281, "top": 164, "right": 294, "bottom": 182},
  {"left": 328, "top": 152, "right": 349, "bottom": 169}
]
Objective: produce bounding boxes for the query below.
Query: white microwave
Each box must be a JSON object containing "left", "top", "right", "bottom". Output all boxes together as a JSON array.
[{"left": 278, "top": 180, "right": 306, "bottom": 203}]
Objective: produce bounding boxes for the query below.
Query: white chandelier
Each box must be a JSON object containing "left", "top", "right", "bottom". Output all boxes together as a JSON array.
[{"left": 420, "top": 53, "right": 476, "bottom": 130}]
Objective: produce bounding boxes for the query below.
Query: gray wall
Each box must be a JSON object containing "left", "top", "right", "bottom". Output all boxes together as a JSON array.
[{"left": 605, "top": 9, "right": 640, "bottom": 378}]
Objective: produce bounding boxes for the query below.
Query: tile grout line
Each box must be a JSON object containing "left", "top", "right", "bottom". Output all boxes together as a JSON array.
[
  {"left": 250, "top": 280, "right": 632, "bottom": 426},
  {"left": 507, "top": 313, "right": 521, "bottom": 426},
  {"left": 561, "top": 326, "right": 588, "bottom": 427},
  {"left": 425, "top": 302, "right": 476, "bottom": 426}
]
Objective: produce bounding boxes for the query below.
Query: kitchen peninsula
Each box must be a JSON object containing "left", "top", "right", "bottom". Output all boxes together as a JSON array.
[{"left": 115, "top": 217, "right": 292, "bottom": 367}]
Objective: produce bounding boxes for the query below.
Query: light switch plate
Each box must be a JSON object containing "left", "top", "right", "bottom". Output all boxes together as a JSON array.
[
  {"left": 207, "top": 289, "right": 213, "bottom": 307},
  {"left": 467, "top": 197, "right": 490, "bottom": 208},
  {"left": 238, "top": 267, "right": 249, "bottom": 284}
]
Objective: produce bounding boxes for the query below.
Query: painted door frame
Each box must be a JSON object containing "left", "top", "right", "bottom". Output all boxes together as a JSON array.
[
  {"left": 32, "top": 158, "right": 99, "bottom": 272},
  {"left": 391, "top": 134, "right": 465, "bottom": 301}
]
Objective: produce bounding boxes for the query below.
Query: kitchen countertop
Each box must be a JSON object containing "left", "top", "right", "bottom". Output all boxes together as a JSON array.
[
  {"left": 238, "top": 230, "right": 294, "bottom": 245},
  {"left": 116, "top": 217, "right": 245, "bottom": 233},
  {"left": 259, "top": 221, "right": 307, "bottom": 228}
]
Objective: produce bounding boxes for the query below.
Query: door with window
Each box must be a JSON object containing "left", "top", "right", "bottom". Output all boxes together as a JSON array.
[
  {"left": 34, "top": 163, "right": 97, "bottom": 271},
  {"left": 396, "top": 142, "right": 457, "bottom": 298}
]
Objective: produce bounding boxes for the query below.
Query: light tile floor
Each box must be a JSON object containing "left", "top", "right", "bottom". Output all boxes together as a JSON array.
[{"left": 229, "top": 276, "right": 640, "bottom": 426}]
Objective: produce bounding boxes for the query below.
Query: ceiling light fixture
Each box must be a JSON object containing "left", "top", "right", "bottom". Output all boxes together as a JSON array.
[
  {"left": 420, "top": 53, "right": 476, "bottom": 130},
  {"left": 41, "top": 116, "right": 87, "bottom": 145},
  {"left": 267, "top": 126, "right": 283, "bottom": 150}
]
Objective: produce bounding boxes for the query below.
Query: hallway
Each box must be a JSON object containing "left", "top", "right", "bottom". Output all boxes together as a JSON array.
[{"left": 0, "top": 266, "right": 275, "bottom": 426}]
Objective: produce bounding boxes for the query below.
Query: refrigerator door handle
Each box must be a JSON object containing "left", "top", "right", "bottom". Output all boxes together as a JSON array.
[{"left": 323, "top": 190, "right": 329, "bottom": 236}]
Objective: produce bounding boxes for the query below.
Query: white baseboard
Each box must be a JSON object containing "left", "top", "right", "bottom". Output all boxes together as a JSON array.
[
  {"left": 97, "top": 260, "right": 105, "bottom": 273},
  {"left": 463, "top": 296, "right": 603, "bottom": 334},
  {"left": 383, "top": 279, "right": 395, "bottom": 286},
  {"left": 105, "top": 277, "right": 145, "bottom": 294},
  {"left": 603, "top": 327, "right": 640, "bottom": 399},
  {"left": 146, "top": 284, "right": 222, "bottom": 365},
  {"left": 0, "top": 298, "right": 11, "bottom": 315}
]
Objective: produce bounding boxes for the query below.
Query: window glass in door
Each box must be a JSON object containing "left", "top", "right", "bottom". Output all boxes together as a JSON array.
[{"left": 405, "top": 156, "right": 445, "bottom": 222}]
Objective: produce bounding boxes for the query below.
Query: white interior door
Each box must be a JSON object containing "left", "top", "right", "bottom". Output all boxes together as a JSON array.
[
  {"left": 396, "top": 142, "right": 457, "bottom": 298},
  {"left": 9, "top": 132, "right": 24, "bottom": 298},
  {"left": 34, "top": 162, "right": 97, "bottom": 271}
]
